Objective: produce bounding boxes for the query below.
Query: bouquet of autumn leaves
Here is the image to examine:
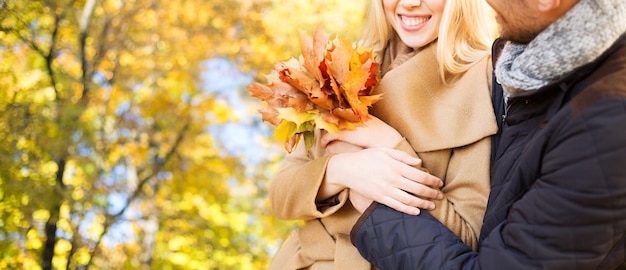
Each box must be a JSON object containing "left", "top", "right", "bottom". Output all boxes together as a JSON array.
[{"left": 247, "top": 27, "right": 382, "bottom": 153}]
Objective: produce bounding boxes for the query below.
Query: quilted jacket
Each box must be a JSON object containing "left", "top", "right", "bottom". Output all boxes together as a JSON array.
[{"left": 350, "top": 35, "right": 626, "bottom": 269}]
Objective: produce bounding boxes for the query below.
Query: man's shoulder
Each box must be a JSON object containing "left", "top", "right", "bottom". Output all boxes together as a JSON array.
[{"left": 571, "top": 41, "right": 626, "bottom": 115}]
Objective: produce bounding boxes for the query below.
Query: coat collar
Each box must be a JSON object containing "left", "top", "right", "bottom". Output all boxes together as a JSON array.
[{"left": 371, "top": 42, "right": 497, "bottom": 152}]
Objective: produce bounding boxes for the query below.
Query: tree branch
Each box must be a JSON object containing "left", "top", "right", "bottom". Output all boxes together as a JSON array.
[
  {"left": 79, "top": 0, "right": 97, "bottom": 102},
  {"left": 84, "top": 121, "right": 191, "bottom": 268}
]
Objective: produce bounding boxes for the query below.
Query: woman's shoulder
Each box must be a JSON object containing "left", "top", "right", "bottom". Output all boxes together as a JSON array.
[{"left": 452, "top": 52, "right": 493, "bottom": 93}]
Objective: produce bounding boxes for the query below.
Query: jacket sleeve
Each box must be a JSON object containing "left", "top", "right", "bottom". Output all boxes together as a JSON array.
[
  {"left": 269, "top": 135, "right": 426, "bottom": 221},
  {"left": 269, "top": 129, "right": 350, "bottom": 221},
  {"left": 351, "top": 97, "right": 626, "bottom": 269}
]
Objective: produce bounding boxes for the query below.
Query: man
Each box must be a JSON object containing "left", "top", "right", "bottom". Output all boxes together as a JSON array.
[{"left": 349, "top": 0, "right": 626, "bottom": 269}]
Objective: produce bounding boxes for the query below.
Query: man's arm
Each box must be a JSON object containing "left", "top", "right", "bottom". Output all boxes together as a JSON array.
[{"left": 351, "top": 97, "right": 626, "bottom": 269}]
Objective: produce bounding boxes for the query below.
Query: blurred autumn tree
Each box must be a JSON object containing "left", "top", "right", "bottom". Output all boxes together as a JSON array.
[{"left": 0, "top": 0, "right": 365, "bottom": 269}]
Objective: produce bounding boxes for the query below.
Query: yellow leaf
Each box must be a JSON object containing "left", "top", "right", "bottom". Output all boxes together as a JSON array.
[
  {"left": 313, "top": 117, "right": 339, "bottom": 133},
  {"left": 274, "top": 120, "right": 297, "bottom": 142},
  {"left": 275, "top": 107, "right": 316, "bottom": 127},
  {"left": 358, "top": 93, "right": 384, "bottom": 107},
  {"left": 295, "top": 120, "right": 315, "bottom": 133}
]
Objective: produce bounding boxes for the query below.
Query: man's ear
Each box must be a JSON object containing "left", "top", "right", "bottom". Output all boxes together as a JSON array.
[{"left": 537, "top": 0, "right": 560, "bottom": 12}]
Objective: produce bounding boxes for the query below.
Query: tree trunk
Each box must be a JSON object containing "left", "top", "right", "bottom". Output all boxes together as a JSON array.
[
  {"left": 42, "top": 158, "right": 67, "bottom": 270},
  {"left": 41, "top": 209, "right": 59, "bottom": 270}
]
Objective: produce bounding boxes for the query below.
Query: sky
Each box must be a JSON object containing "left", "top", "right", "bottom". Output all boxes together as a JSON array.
[{"left": 202, "top": 57, "right": 282, "bottom": 168}]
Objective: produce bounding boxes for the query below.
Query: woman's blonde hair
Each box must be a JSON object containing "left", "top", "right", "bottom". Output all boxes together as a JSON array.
[{"left": 359, "top": 0, "right": 497, "bottom": 82}]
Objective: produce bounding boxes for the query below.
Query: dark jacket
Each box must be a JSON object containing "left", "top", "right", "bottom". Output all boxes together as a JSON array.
[{"left": 350, "top": 35, "right": 626, "bottom": 269}]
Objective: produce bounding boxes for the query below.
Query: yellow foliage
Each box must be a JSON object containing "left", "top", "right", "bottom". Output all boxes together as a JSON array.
[
  {"left": 16, "top": 137, "right": 30, "bottom": 150},
  {"left": 32, "top": 87, "right": 56, "bottom": 104},
  {"left": 210, "top": 99, "right": 236, "bottom": 123},
  {"left": 26, "top": 229, "right": 42, "bottom": 250},
  {"left": 55, "top": 239, "right": 73, "bottom": 254},
  {"left": 56, "top": 219, "right": 73, "bottom": 237},
  {"left": 72, "top": 187, "right": 85, "bottom": 201},
  {"left": 52, "top": 249, "right": 69, "bottom": 270},
  {"left": 54, "top": 53, "right": 82, "bottom": 79},
  {"left": 74, "top": 247, "right": 91, "bottom": 265},
  {"left": 219, "top": 237, "right": 230, "bottom": 247},
  {"left": 167, "top": 236, "right": 191, "bottom": 251},
  {"left": 85, "top": 214, "right": 106, "bottom": 240},
  {"left": 17, "top": 70, "right": 44, "bottom": 91},
  {"left": 103, "top": 0, "right": 123, "bottom": 13},
  {"left": 207, "top": 204, "right": 226, "bottom": 226},
  {"left": 60, "top": 203, "right": 72, "bottom": 220},
  {"left": 32, "top": 209, "right": 50, "bottom": 222},
  {"left": 0, "top": 0, "right": 367, "bottom": 268},
  {"left": 41, "top": 161, "right": 59, "bottom": 179},
  {"left": 20, "top": 194, "right": 29, "bottom": 206},
  {"left": 22, "top": 258, "right": 42, "bottom": 270},
  {"left": 119, "top": 52, "right": 135, "bottom": 67},
  {"left": 62, "top": 160, "right": 86, "bottom": 187},
  {"left": 169, "top": 252, "right": 191, "bottom": 266}
]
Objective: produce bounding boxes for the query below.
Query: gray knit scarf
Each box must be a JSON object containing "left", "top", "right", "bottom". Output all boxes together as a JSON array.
[{"left": 495, "top": 0, "right": 626, "bottom": 98}]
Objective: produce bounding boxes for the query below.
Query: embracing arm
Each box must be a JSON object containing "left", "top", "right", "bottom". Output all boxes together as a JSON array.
[
  {"left": 269, "top": 130, "right": 341, "bottom": 221},
  {"left": 349, "top": 136, "right": 490, "bottom": 250},
  {"left": 351, "top": 98, "right": 626, "bottom": 269}
]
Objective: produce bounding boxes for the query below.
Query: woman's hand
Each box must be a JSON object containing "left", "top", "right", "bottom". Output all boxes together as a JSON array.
[
  {"left": 349, "top": 190, "right": 374, "bottom": 214},
  {"left": 321, "top": 116, "right": 403, "bottom": 149},
  {"left": 325, "top": 147, "right": 443, "bottom": 215},
  {"left": 324, "top": 140, "right": 364, "bottom": 155}
]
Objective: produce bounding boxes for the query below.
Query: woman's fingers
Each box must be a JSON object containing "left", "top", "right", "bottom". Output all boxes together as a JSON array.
[
  {"left": 378, "top": 195, "right": 422, "bottom": 216},
  {"left": 395, "top": 178, "right": 442, "bottom": 200},
  {"left": 383, "top": 148, "right": 444, "bottom": 188},
  {"left": 402, "top": 166, "right": 443, "bottom": 188},
  {"left": 329, "top": 147, "right": 444, "bottom": 215},
  {"left": 382, "top": 147, "right": 422, "bottom": 166},
  {"left": 382, "top": 159, "right": 443, "bottom": 212}
]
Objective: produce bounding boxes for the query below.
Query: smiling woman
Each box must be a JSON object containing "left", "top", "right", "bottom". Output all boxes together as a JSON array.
[{"left": 265, "top": 0, "right": 497, "bottom": 269}]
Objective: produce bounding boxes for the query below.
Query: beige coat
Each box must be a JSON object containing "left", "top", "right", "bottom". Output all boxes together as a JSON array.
[{"left": 268, "top": 42, "right": 497, "bottom": 270}]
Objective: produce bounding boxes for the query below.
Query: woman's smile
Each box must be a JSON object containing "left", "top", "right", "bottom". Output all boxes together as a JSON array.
[
  {"left": 399, "top": 15, "right": 430, "bottom": 30},
  {"left": 384, "top": 0, "right": 445, "bottom": 49}
]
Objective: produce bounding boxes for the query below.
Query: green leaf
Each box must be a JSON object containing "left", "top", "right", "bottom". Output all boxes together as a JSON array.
[{"left": 303, "top": 131, "right": 315, "bottom": 153}]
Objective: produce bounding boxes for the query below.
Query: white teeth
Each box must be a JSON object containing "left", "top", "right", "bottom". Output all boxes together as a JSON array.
[{"left": 401, "top": 16, "right": 428, "bottom": 27}]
